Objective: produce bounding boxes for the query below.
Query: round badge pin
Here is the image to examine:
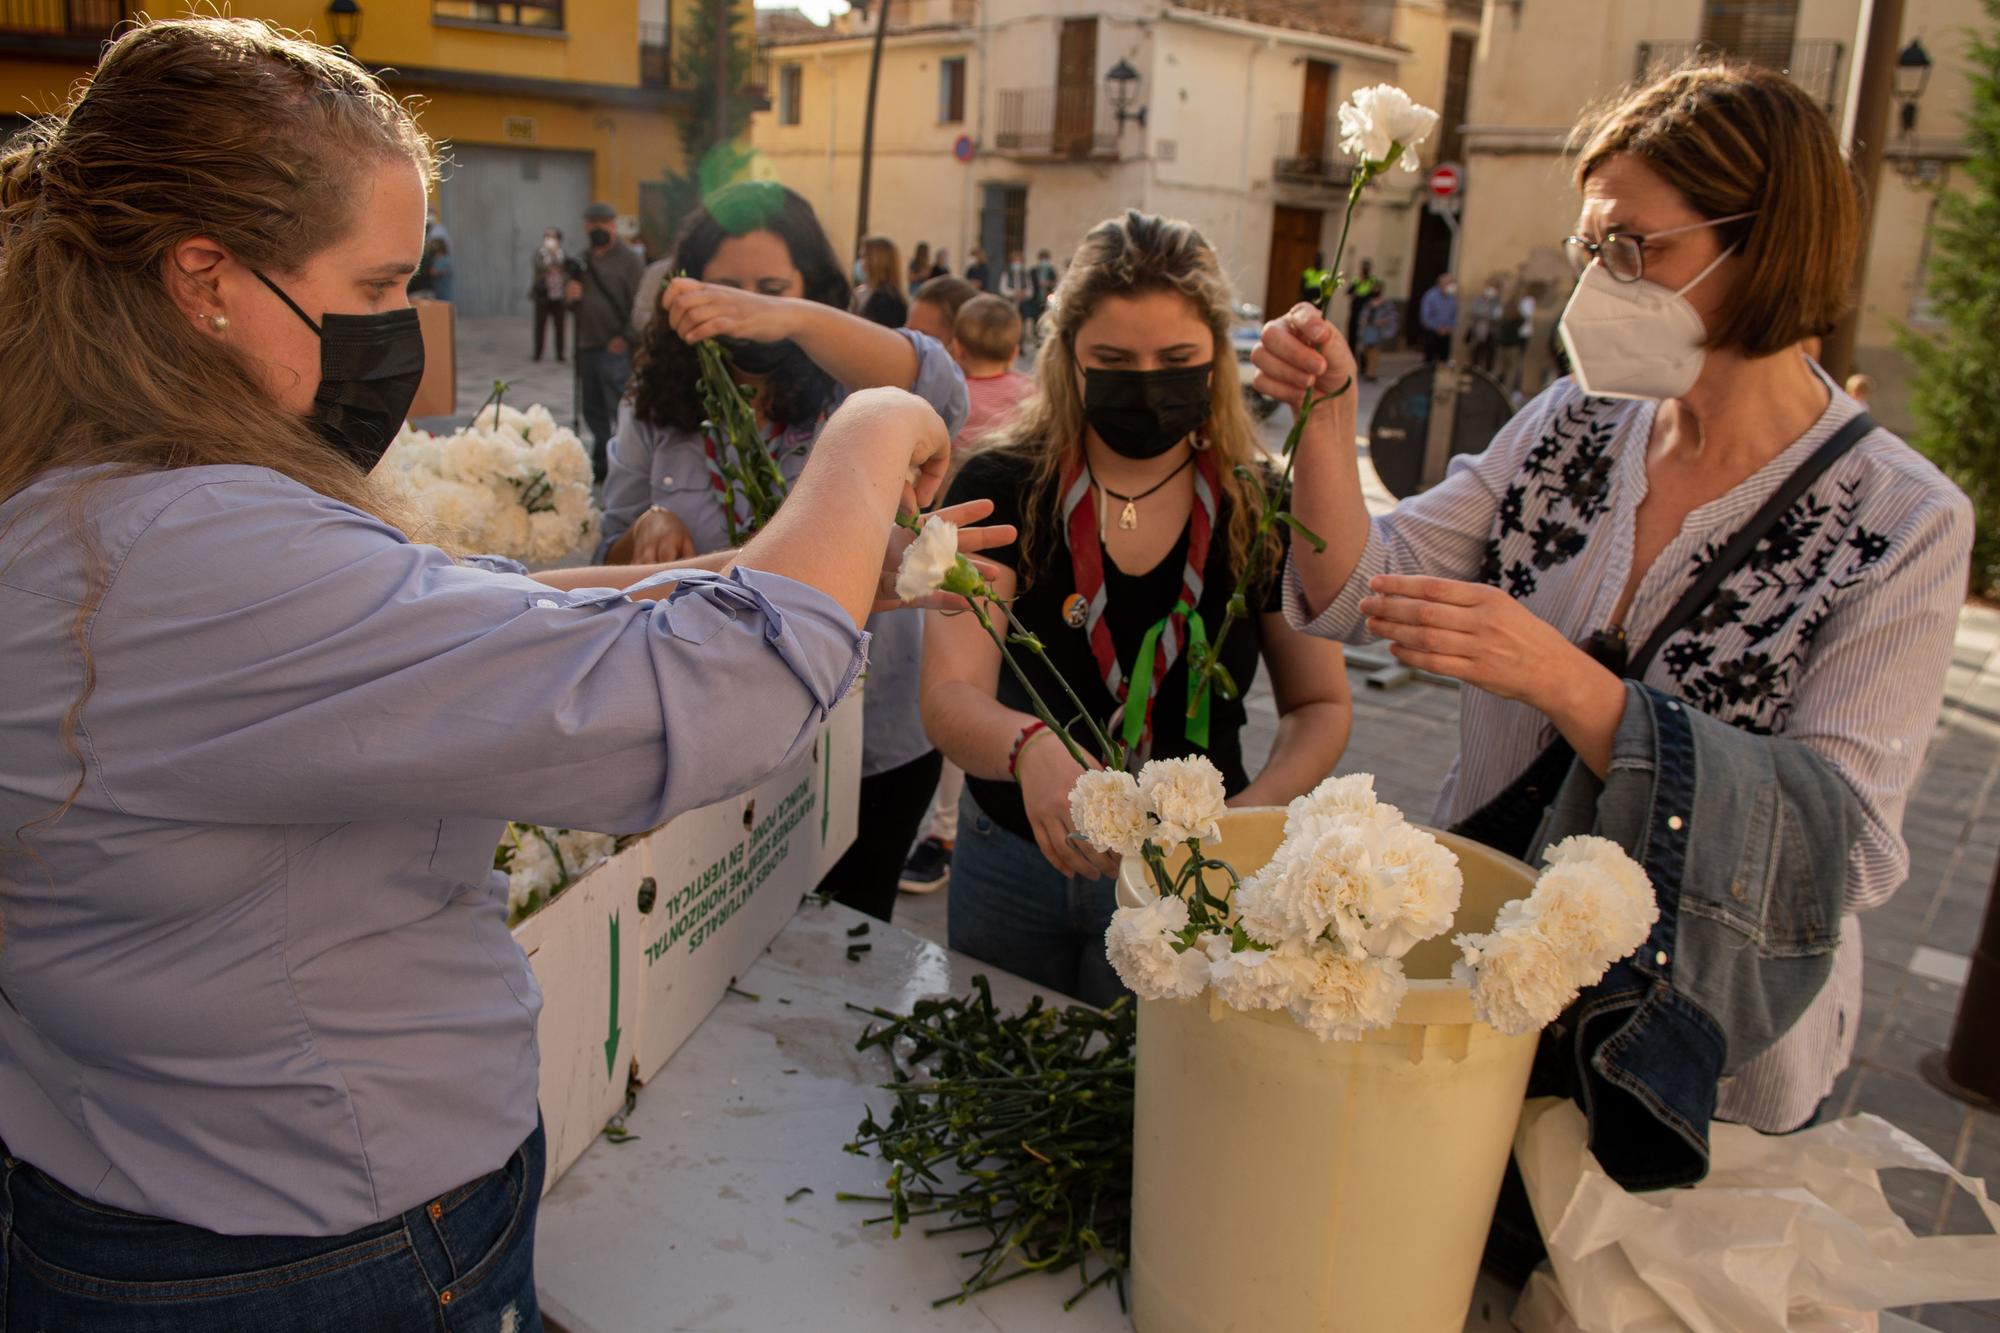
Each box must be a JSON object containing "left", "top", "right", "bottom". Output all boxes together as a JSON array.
[{"left": 1062, "top": 592, "right": 1088, "bottom": 629}]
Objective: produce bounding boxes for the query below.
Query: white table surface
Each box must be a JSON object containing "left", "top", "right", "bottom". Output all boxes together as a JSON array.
[{"left": 534, "top": 902, "right": 1532, "bottom": 1333}]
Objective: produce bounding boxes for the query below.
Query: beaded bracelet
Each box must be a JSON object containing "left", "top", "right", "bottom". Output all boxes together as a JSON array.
[{"left": 1006, "top": 721, "right": 1050, "bottom": 780}]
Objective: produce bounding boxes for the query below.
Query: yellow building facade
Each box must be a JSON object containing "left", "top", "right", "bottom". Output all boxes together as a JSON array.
[
  {"left": 750, "top": 0, "right": 1485, "bottom": 323},
  {"left": 1453, "top": 0, "right": 1984, "bottom": 430},
  {"left": 1, "top": 0, "right": 736, "bottom": 315}
]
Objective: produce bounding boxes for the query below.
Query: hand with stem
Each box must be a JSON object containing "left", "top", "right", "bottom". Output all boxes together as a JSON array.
[{"left": 1184, "top": 172, "right": 1370, "bottom": 717}]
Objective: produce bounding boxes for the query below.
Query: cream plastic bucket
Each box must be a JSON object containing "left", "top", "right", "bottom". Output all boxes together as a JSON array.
[{"left": 1118, "top": 809, "right": 1540, "bottom": 1333}]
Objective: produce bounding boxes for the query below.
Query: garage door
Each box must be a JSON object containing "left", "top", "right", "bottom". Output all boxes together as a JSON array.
[{"left": 437, "top": 145, "right": 594, "bottom": 318}]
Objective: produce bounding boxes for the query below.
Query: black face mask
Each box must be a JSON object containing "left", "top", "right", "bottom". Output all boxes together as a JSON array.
[
  {"left": 1082, "top": 364, "right": 1214, "bottom": 459},
  {"left": 255, "top": 271, "right": 426, "bottom": 472},
  {"left": 587, "top": 226, "right": 614, "bottom": 249},
  {"left": 720, "top": 336, "right": 798, "bottom": 376}
]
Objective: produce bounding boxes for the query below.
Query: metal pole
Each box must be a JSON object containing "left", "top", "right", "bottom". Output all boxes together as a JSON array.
[
  {"left": 1924, "top": 857, "right": 2000, "bottom": 1110},
  {"left": 713, "top": 0, "right": 731, "bottom": 153},
  {"left": 1820, "top": 0, "right": 1908, "bottom": 383},
  {"left": 855, "top": 0, "right": 891, "bottom": 244}
]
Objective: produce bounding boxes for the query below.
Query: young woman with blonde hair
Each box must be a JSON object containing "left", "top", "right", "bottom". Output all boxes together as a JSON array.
[{"left": 923, "top": 210, "right": 1353, "bottom": 1004}]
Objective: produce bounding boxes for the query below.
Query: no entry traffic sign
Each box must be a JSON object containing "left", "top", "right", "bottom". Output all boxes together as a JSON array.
[{"left": 1428, "top": 162, "right": 1462, "bottom": 199}]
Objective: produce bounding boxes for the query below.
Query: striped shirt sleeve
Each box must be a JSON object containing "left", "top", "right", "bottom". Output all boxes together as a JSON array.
[{"left": 1281, "top": 383, "right": 1572, "bottom": 643}]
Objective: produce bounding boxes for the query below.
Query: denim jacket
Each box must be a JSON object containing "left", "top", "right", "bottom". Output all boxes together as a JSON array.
[{"left": 1527, "top": 682, "right": 1860, "bottom": 1189}]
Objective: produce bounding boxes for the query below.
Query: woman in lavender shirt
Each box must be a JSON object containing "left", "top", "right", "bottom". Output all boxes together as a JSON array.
[{"left": 0, "top": 18, "right": 998, "bottom": 1331}]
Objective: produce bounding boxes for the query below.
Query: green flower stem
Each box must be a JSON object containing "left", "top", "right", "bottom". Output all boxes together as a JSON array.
[
  {"left": 967, "top": 600, "right": 1097, "bottom": 771},
  {"left": 1188, "top": 165, "right": 1376, "bottom": 715},
  {"left": 692, "top": 326, "right": 789, "bottom": 545}
]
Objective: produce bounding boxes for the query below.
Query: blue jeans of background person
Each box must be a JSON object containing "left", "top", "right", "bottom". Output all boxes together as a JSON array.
[
  {"left": 577, "top": 344, "right": 631, "bottom": 482},
  {"left": 1, "top": 1120, "right": 545, "bottom": 1332},
  {"left": 947, "top": 790, "right": 1126, "bottom": 1007}
]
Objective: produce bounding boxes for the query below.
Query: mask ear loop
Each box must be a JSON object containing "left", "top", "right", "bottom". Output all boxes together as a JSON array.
[
  {"left": 253, "top": 270, "right": 322, "bottom": 336},
  {"left": 1673, "top": 243, "right": 1739, "bottom": 299}
]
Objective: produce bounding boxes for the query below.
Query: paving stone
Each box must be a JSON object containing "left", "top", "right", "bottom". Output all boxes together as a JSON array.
[
  {"left": 1916, "top": 1302, "right": 2000, "bottom": 1333},
  {"left": 1858, "top": 1073, "right": 1972, "bottom": 1161}
]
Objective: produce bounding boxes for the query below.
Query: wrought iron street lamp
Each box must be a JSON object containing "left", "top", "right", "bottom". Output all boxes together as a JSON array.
[
  {"left": 1106, "top": 58, "right": 1147, "bottom": 132},
  {"left": 327, "top": 0, "right": 362, "bottom": 54}
]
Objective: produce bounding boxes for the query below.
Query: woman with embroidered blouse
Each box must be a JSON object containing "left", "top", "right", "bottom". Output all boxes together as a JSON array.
[
  {"left": 0, "top": 20, "right": 994, "bottom": 1329},
  {"left": 1256, "top": 64, "right": 1973, "bottom": 1163},
  {"left": 598, "top": 183, "right": 968, "bottom": 924},
  {"left": 923, "top": 212, "right": 1354, "bottom": 1006}
]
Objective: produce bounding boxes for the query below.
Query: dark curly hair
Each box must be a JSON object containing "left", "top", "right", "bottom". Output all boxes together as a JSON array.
[{"left": 630, "top": 182, "right": 851, "bottom": 432}]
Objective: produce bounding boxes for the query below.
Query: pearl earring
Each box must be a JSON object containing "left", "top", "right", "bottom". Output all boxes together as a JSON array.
[{"left": 208, "top": 314, "right": 230, "bottom": 332}]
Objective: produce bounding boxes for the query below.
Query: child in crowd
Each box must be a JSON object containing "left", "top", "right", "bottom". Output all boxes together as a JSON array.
[
  {"left": 951, "top": 294, "right": 1035, "bottom": 455},
  {"left": 906, "top": 274, "right": 979, "bottom": 356}
]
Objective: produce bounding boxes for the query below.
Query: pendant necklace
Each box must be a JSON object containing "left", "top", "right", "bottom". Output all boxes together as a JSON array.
[{"left": 1092, "top": 451, "right": 1197, "bottom": 539}]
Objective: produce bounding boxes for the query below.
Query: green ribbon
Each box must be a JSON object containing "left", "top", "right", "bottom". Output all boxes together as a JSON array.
[{"left": 1123, "top": 599, "right": 1212, "bottom": 753}]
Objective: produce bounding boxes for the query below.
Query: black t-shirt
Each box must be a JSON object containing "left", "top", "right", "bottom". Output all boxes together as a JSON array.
[
  {"left": 860, "top": 288, "right": 908, "bottom": 329},
  {"left": 943, "top": 447, "right": 1285, "bottom": 845}
]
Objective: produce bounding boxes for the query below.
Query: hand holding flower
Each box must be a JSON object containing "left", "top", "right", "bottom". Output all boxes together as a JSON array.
[{"left": 662, "top": 276, "right": 802, "bottom": 348}]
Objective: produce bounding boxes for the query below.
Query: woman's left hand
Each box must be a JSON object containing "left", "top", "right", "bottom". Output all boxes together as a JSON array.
[
  {"left": 875, "top": 498, "right": 1016, "bottom": 614},
  {"left": 662, "top": 277, "right": 800, "bottom": 347},
  {"left": 1360, "top": 575, "right": 1592, "bottom": 709}
]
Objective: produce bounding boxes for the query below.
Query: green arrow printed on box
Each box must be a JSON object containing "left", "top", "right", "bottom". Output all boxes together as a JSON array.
[{"left": 603, "top": 911, "right": 621, "bottom": 1079}]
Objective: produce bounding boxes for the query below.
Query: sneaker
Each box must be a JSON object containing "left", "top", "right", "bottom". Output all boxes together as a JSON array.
[{"left": 898, "top": 836, "right": 952, "bottom": 894}]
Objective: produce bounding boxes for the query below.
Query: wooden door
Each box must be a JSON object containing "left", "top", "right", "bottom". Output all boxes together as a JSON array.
[
  {"left": 1055, "top": 18, "right": 1098, "bottom": 155},
  {"left": 1266, "top": 206, "right": 1324, "bottom": 322},
  {"left": 1299, "top": 60, "right": 1333, "bottom": 163}
]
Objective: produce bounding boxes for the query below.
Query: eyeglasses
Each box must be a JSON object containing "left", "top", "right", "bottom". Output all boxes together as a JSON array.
[{"left": 1563, "top": 212, "right": 1758, "bottom": 284}]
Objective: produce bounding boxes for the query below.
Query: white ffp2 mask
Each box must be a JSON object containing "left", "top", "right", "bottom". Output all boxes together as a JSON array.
[{"left": 1558, "top": 246, "right": 1735, "bottom": 401}]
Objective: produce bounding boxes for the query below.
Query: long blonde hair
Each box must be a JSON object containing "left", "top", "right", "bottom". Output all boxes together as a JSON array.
[
  {"left": 994, "top": 210, "right": 1272, "bottom": 588},
  {"left": 0, "top": 16, "right": 437, "bottom": 857},
  {"left": 857, "top": 234, "right": 905, "bottom": 301}
]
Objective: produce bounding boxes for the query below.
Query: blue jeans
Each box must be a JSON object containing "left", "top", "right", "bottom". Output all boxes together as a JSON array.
[
  {"left": 1, "top": 1121, "right": 544, "bottom": 1332},
  {"left": 576, "top": 345, "right": 632, "bottom": 481},
  {"left": 947, "top": 791, "right": 1126, "bottom": 1007}
]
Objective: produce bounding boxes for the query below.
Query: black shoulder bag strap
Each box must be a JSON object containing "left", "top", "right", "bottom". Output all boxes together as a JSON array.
[{"left": 1450, "top": 412, "right": 1877, "bottom": 859}]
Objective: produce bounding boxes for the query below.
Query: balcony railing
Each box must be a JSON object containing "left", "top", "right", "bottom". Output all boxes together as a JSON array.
[
  {"left": 994, "top": 86, "right": 1118, "bottom": 159},
  {"left": 1446, "top": 0, "right": 1482, "bottom": 21},
  {"left": 640, "top": 19, "right": 669, "bottom": 88},
  {"left": 1635, "top": 37, "right": 1846, "bottom": 114},
  {"left": 0, "top": 0, "right": 123, "bottom": 39},
  {"left": 1274, "top": 113, "right": 1355, "bottom": 190}
]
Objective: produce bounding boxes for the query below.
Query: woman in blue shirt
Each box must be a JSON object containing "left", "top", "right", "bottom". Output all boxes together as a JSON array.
[
  {"left": 599, "top": 184, "right": 969, "bottom": 924},
  {"left": 0, "top": 18, "right": 988, "bottom": 1331}
]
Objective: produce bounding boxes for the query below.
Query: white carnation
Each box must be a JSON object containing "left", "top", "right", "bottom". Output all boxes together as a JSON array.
[
  {"left": 522, "top": 403, "right": 560, "bottom": 446},
  {"left": 1138, "top": 755, "right": 1227, "bottom": 846},
  {"left": 474, "top": 403, "right": 534, "bottom": 436},
  {"left": 894, "top": 514, "right": 960, "bottom": 601},
  {"left": 1337, "top": 84, "right": 1440, "bottom": 172},
  {"left": 1287, "top": 942, "right": 1407, "bottom": 1041},
  {"left": 532, "top": 432, "right": 594, "bottom": 489},
  {"left": 1230, "top": 866, "right": 1294, "bottom": 948},
  {"left": 1453, "top": 927, "right": 1578, "bottom": 1038},
  {"left": 1284, "top": 772, "right": 1382, "bottom": 836},
  {"left": 413, "top": 477, "right": 500, "bottom": 541},
  {"left": 526, "top": 509, "right": 582, "bottom": 565},
  {"left": 1356, "top": 821, "right": 1464, "bottom": 959},
  {"left": 1068, "top": 768, "right": 1150, "bottom": 857},
  {"left": 1266, "top": 821, "right": 1376, "bottom": 945},
  {"left": 1207, "top": 935, "right": 1314, "bottom": 1012},
  {"left": 1105, "top": 895, "right": 1208, "bottom": 1001},
  {"left": 440, "top": 430, "right": 529, "bottom": 485}
]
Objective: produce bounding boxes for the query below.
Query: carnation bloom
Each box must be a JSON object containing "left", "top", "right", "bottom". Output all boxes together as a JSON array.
[
  {"left": 1288, "top": 943, "right": 1407, "bottom": 1041},
  {"left": 1337, "top": 84, "right": 1440, "bottom": 172},
  {"left": 1284, "top": 771, "right": 1381, "bottom": 836},
  {"left": 1207, "top": 936, "right": 1314, "bottom": 1012},
  {"left": 1069, "top": 769, "right": 1150, "bottom": 857},
  {"left": 893, "top": 513, "right": 961, "bottom": 601},
  {"left": 1138, "top": 755, "right": 1227, "bottom": 846},
  {"left": 1452, "top": 927, "right": 1577, "bottom": 1038},
  {"left": 1105, "top": 895, "right": 1208, "bottom": 1000}
]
